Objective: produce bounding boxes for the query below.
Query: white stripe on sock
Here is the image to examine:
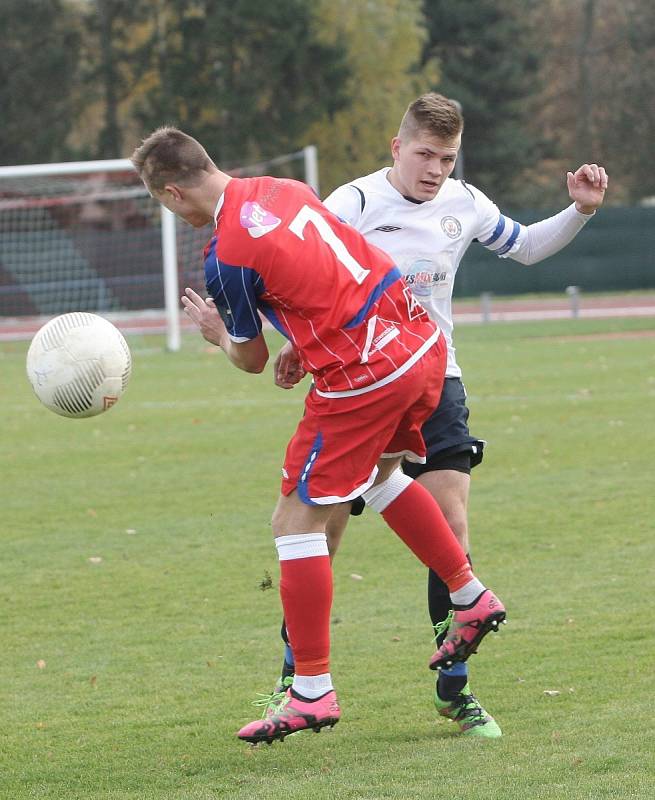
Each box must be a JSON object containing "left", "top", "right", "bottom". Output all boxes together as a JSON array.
[
  {"left": 275, "top": 532, "right": 329, "bottom": 561},
  {"left": 450, "top": 578, "right": 486, "bottom": 606},
  {"left": 292, "top": 672, "right": 334, "bottom": 698}
]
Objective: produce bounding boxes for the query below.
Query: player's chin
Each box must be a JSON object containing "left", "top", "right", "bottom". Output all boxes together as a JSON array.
[{"left": 417, "top": 182, "right": 440, "bottom": 200}]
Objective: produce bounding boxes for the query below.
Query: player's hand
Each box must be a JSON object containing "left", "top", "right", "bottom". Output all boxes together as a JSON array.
[
  {"left": 274, "top": 341, "right": 306, "bottom": 389},
  {"left": 567, "top": 164, "right": 608, "bottom": 214},
  {"left": 181, "top": 287, "right": 227, "bottom": 347}
]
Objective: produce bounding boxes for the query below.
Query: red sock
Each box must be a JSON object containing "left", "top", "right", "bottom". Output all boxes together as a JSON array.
[
  {"left": 381, "top": 481, "right": 472, "bottom": 591},
  {"left": 279, "top": 555, "right": 332, "bottom": 676}
]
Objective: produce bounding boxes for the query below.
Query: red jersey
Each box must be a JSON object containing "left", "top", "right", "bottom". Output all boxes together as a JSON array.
[{"left": 204, "top": 176, "right": 439, "bottom": 396}]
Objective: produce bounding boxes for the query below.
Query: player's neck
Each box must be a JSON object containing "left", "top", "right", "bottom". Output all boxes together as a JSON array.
[
  {"left": 203, "top": 171, "right": 231, "bottom": 223},
  {"left": 386, "top": 167, "right": 425, "bottom": 205}
]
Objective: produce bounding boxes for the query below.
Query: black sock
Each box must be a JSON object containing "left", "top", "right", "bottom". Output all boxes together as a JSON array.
[
  {"left": 427, "top": 568, "right": 452, "bottom": 646},
  {"left": 280, "top": 619, "right": 295, "bottom": 680},
  {"left": 437, "top": 671, "right": 469, "bottom": 701},
  {"left": 429, "top": 557, "right": 472, "bottom": 700}
]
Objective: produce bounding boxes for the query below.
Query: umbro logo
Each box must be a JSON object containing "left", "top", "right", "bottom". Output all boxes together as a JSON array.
[{"left": 374, "top": 225, "right": 402, "bottom": 232}]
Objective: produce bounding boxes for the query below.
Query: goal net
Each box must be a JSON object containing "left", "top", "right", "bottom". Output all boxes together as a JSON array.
[{"left": 0, "top": 147, "right": 318, "bottom": 349}]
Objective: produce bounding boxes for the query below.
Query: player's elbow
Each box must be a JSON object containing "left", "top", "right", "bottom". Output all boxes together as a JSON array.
[
  {"left": 239, "top": 347, "right": 269, "bottom": 373},
  {"left": 509, "top": 249, "right": 539, "bottom": 266},
  {"left": 243, "top": 357, "right": 267, "bottom": 374},
  {"left": 231, "top": 336, "right": 268, "bottom": 373}
]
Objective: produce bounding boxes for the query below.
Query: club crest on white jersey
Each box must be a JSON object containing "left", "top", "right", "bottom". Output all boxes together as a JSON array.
[{"left": 441, "top": 215, "right": 462, "bottom": 239}]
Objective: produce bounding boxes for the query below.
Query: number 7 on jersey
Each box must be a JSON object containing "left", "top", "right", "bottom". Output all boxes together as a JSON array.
[{"left": 289, "top": 205, "right": 371, "bottom": 285}]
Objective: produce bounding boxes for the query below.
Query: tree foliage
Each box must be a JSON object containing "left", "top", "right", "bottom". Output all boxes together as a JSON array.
[
  {"left": 130, "top": 0, "right": 349, "bottom": 166},
  {"left": 307, "top": 0, "right": 439, "bottom": 194},
  {"left": 76, "top": 0, "right": 153, "bottom": 159},
  {"left": 532, "top": 0, "right": 655, "bottom": 205},
  {"left": 421, "top": 0, "right": 543, "bottom": 206},
  {"left": 0, "top": 0, "right": 80, "bottom": 165},
  {"left": 1, "top": 0, "right": 653, "bottom": 207}
]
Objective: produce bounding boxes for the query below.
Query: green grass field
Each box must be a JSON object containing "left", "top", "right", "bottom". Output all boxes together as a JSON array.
[{"left": 2, "top": 317, "right": 654, "bottom": 799}]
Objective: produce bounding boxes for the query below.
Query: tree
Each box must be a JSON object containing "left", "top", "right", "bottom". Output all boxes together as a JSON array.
[
  {"left": 131, "top": 0, "right": 349, "bottom": 167},
  {"left": 72, "top": 0, "right": 153, "bottom": 160},
  {"left": 0, "top": 0, "right": 80, "bottom": 165},
  {"left": 421, "top": 0, "right": 543, "bottom": 206},
  {"left": 533, "top": 0, "right": 655, "bottom": 205},
  {"left": 305, "top": 0, "right": 439, "bottom": 194}
]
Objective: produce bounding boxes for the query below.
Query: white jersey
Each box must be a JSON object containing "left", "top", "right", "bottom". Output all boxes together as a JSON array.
[{"left": 324, "top": 167, "right": 592, "bottom": 378}]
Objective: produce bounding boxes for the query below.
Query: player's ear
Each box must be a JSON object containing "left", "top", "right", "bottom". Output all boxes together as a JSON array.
[
  {"left": 163, "top": 183, "right": 183, "bottom": 202},
  {"left": 391, "top": 137, "right": 401, "bottom": 161}
]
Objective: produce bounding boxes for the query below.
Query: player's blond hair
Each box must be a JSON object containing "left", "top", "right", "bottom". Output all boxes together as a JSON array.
[
  {"left": 131, "top": 127, "right": 215, "bottom": 192},
  {"left": 398, "top": 93, "right": 463, "bottom": 141}
]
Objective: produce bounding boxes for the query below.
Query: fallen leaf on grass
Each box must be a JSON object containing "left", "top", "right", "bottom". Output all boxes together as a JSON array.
[
  {"left": 543, "top": 690, "right": 560, "bottom": 697},
  {"left": 36, "top": 659, "right": 46, "bottom": 669},
  {"left": 88, "top": 557, "right": 103, "bottom": 564},
  {"left": 350, "top": 573, "right": 363, "bottom": 581}
]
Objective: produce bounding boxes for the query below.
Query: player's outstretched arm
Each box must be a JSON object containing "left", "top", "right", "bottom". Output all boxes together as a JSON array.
[
  {"left": 273, "top": 341, "right": 307, "bottom": 389},
  {"left": 181, "top": 287, "right": 269, "bottom": 373},
  {"left": 567, "top": 163, "right": 608, "bottom": 214},
  {"left": 502, "top": 163, "right": 608, "bottom": 265}
]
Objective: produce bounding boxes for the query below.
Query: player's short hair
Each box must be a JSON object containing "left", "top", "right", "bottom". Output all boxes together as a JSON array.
[
  {"left": 398, "top": 93, "right": 463, "bottom": 142},
  {"left": 130, "top": 127, "right": 214, "bottom": 192}
]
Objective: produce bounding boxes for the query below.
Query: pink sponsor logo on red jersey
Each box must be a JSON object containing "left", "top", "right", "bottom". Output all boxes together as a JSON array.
[{"left": 240, "top": 201, "right": 281, "bottom": 238}]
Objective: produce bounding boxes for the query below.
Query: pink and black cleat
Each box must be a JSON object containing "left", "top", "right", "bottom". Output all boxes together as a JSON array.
[
  {"left": 429, "top": 589, "right": 506, "bottom": 671},
  {"left": 237, "top": 688, "right": 340, "bottom": 744}
]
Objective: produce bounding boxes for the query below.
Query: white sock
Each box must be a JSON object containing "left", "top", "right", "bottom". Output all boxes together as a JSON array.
[
  {"left": 292, "top": 672, "right": 334, "bottom": 699},
  {"left": 450, "top": 578, "right": 486, "bottom": 607}
]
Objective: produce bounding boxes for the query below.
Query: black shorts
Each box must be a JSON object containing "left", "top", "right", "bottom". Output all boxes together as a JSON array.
[
  {"left": 349, "top": 378, "right": 484, "bottom": 515},
  {"left": 402, "top": 377, "right": 484, "bottom": 478}
]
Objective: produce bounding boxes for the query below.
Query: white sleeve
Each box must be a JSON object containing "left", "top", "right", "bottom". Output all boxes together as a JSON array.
[
  {"left": 471, "top": 180, "right": 595, "bottom": 265},
  {"left": 505, "top": 204, "right": 595, "bottom": 265},
  {"left": 322, "top": 183, "right": 364, "bottom": 226}
]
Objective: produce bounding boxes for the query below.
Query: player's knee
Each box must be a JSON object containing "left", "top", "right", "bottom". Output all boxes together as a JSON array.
[{"left": 361, "top": 469, "right": 412, "bottom": 513}]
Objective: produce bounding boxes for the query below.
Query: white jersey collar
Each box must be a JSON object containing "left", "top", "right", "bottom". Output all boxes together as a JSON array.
[{"left": 213, "top": 193, "right": 225, "bottom": 225}]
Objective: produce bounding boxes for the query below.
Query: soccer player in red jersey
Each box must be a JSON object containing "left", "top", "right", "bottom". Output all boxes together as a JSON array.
[{"left": 131, "top": 128, "right": 507, "bottom": 744}]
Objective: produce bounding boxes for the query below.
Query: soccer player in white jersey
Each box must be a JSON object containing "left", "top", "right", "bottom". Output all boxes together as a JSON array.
[{"left": 268, "top": 93, "right": 608, "bottom": 737}]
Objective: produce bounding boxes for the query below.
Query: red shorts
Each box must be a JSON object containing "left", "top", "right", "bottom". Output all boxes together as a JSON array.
[{"left": 281, "top": 334, "right": 446, "bottom": 504}]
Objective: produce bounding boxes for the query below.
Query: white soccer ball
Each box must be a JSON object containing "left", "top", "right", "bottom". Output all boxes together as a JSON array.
[{"left": 26, "top": 312, "right": 132, "bottom": 418}]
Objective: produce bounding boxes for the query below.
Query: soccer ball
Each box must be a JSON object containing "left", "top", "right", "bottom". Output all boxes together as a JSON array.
[{"left": 26, "top": 312, "right": 132, "bottom": 418}]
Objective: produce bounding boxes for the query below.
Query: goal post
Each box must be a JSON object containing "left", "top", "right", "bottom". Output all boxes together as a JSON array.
[{"left": 0, "top": 146, "right": 318, "bottom": 350}]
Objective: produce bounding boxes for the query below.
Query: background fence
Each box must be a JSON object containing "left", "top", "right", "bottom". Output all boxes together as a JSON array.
[{"left": 453, "top": 206, "right": 655, "bottom": 297}]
